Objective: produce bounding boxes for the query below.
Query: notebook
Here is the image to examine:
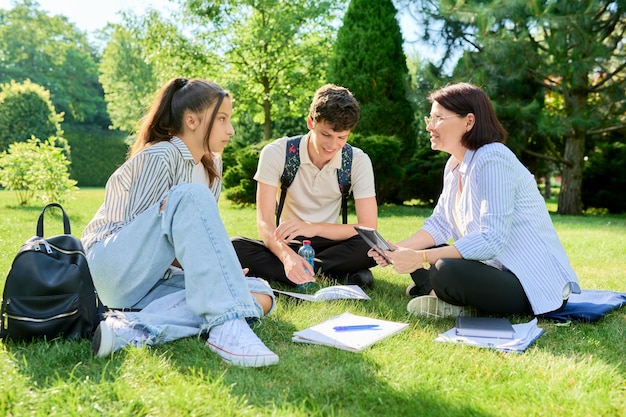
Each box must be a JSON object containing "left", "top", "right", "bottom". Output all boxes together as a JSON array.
[
  {"left": 455, "top": 316, "right": 515, "bottom": 339},
  {"left": 292, "top": 312, "right": 409, "bottom": 352}
]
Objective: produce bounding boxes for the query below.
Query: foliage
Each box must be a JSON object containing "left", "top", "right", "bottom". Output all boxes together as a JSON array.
[
  {"left": 223, "top": 140, "right": 270, "bottom": 205},
  {"left": 99, "top": 10, "right": 217, "bottom": 133},
  {"left": 350, "top": 134, "right": 405, "bottom": 204},
  {"left": 0, "top": 79, "right": 67, "bottom": 154},
  {"left": 98, "top": 24, "right": 157, "bottom": 133},
  {"left": 0, "top": 0, "right": 109, "bottom": 127},
  {"left": 65, "top": 125, "right": 129, "bottom": 187},
  {"left": 0, "top": 137, "right": 77, "bottom": 205},
  {"left": 400, "top": 147, "right": 448, "bottom": 206},
  {"left": 183, "top": 0, "right": 341, "bottom": 141},
  {"left": 414, "top": 0, "right": 626, "bottom": 215},
  {"left": 328, "top": 0, "right": 417, "bottom": 156},
  {"left": 582, "top": 140, "right": 626, "bottom": 213}
]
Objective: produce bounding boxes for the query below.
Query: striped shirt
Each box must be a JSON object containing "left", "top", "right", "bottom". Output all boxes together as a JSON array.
[
  {"left": 422, "top": 142, "right": 580, "bottom": 314},
  {"left": 81, "top": 137, "right": 222, "bottom": 251}
]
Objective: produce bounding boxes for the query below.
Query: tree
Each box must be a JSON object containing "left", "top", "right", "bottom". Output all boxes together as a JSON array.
[
  {"left": 413, "top": 0, "right": 626, "bottom": 215},
  {"left": 0, "top": 79, "right": 65, "bottom": 153},
  {"left": 0, "top": 0, "right": 109, "bottom": 127},
  {"left": 99, "top": 24, "right": 158, "bottom": 133},
  {"left": 182, "top": 0, "right": 341, "bottom": 141},
  {"left": 99, "top": 9, "right": 219, "bottom": 133},
  {"left": 328, "top": 0, "right": 417, "bottom": 156}
]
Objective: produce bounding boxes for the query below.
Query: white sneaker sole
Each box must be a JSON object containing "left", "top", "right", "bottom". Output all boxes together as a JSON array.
[
  {"left": 92, "top": 321, "right": 116, "bottom": 357},
  {"left": 206, "top": 341, "right": 279, "bottom": 367},
  {"left": 407, "top": 295, "right": 477, "bottom": 318}
]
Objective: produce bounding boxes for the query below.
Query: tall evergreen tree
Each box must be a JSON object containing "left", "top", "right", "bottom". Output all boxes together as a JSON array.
[{"left": 328, "top": 0, "right": 416, "bottom": 155}]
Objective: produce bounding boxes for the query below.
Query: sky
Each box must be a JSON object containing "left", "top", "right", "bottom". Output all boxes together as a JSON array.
[
  {"left": 0, "top": 0, "right": 433, "bottom": 61},
  {"left": 0, "top": 0, "right": 176, "bottom": 31}
]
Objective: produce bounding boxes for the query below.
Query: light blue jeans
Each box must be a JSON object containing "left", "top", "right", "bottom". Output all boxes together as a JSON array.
[{"left": 86, "top": 183, "right": 275, "bottom": 345}]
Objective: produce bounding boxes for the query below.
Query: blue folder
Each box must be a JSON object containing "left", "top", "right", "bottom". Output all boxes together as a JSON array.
[{"left": 543, "top": 289, "right": 626, "bottom": 322}]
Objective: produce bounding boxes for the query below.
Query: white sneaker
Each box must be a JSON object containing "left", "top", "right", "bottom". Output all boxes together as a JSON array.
[
  {"left": 407, "top": 295, "right": 477, "bottom": 319},
  {"left": 91, "top": 315, "right": 150, "bottom": 357},
  {"left": 206, "top": 319, "right": 279, "bottom": 367}
]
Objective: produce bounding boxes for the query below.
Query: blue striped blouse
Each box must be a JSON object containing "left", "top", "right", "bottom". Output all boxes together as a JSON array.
[{"left": 422, "top": 142, "right": 580, "bottom": 314}]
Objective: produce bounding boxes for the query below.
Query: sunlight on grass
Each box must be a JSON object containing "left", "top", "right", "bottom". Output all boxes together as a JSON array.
[{"left": 0, "top": 189, "right": 624, "bottom": 416}]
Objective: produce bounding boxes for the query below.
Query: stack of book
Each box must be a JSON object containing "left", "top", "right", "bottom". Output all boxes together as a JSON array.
[{"left": 435, "top": 316, "right": 544, "bottom": 353}]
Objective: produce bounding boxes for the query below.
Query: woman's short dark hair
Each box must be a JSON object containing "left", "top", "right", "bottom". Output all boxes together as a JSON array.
[
  {"left": 309, "top": 84, "right": 360, "bottom": 132},
  {"left": 428, "top": 83, "right": 507, "bottom": 150}
]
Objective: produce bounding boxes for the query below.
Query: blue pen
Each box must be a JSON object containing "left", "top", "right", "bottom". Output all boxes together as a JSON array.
[{"left": 333, "top": 324, "right": 380, "bottom": 332}]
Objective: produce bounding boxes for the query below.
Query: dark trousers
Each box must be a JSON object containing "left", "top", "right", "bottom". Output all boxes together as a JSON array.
[
  {"left": 410, "top": 258, "right": 536, "bottom": 315},
  {"left": 231, "top": 235, "right": 376, "bottom": 286}
]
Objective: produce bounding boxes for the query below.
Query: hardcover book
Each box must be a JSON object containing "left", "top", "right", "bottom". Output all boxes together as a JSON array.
[{"left": 455, "top": 317, "right": 515, "bottom": 339}]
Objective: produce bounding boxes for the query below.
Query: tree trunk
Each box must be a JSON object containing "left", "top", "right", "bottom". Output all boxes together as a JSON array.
[
  {"left": 262, "top": 76, "right": 272, "bottom": 141},
  {"left": 544, "top": 176, "right": 551, "bottom": 199},
  {"left": 557, "top": 131, "right": 585, "bottom": 215}
]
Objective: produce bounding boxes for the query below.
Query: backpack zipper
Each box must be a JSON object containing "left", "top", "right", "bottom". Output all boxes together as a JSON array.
[{"left": 4, "top": 304, "right": 79, "bottom": 323}]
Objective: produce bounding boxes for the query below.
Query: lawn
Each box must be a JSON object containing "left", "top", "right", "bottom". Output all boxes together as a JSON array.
[{"left": 0, "top": 189, "right": 625, "bottom": 416}]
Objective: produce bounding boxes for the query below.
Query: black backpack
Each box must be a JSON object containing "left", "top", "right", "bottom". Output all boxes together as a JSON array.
[
  {"left": 1, "top": 203, "right": 106, "bottom": 342},
  {"left": 276, "top": 135, "right": 353, "bottom": 226}
]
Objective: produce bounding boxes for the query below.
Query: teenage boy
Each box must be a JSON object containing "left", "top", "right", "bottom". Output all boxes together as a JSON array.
[{"left": 231, "top": 84, "right": 378, "bottom": 288}]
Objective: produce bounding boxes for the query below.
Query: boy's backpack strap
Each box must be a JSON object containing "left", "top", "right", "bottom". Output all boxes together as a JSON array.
[
  {"left": 275, "top": 136, "right": 353, "bottom": 226},
  {"left": 276, "top": 136, "right": 302, "bottom": 226},
  {"left": 338, "top": 144, "right": 353, "bottom": 224}
]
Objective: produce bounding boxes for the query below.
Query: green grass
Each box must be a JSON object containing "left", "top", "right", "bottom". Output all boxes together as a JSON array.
[{"left": 1, "top": 189, "right": 625, "bottom": 416}]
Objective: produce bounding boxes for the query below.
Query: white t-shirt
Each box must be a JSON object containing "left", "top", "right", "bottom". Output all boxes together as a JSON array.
[
  {"left": 192, "top": 157, "right": 223, "bottom": 200},
  {"left": 254, "top": 134, "right": 375, "bottom": 224}
]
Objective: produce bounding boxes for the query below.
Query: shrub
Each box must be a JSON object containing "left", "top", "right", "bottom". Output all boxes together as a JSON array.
[
  {"left": 582, "top": 141, "right": 626, "bottom": 213},
  {"left": 399, "top": 148, "right": 448, "bottom": 206},
  {"left": 0, "top": 80, "right": 65, "bottom": 153},
  {"left": 64, "top": 125, "right": 129, "bottom": 186},
  {"left": 0, "top": 137, "right": 77, "bottom": 205},
  {"left": 223, "top": 141, "right": 268, "bottom": 205},
  {"left": 350, "top": 134, "right": 405, "bottom": 204}
]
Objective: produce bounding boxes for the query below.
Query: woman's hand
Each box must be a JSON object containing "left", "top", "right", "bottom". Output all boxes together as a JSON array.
[
  {"left": 386, "top": 246, "right": 423, "bottom": 274},
  {"left": 367, "top": 241, "right": 398, "bottom": 267}
]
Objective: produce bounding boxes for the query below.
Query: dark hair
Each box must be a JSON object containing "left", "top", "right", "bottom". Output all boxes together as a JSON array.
[
  {"left": 132, "top": 77, "right": 229, "bottom": 185},
  {"left": 308, "top": 84, "right": 360, "bottom": 131},
  {"left": 428, "top": 83, "right": 507, "bottom": 150}
]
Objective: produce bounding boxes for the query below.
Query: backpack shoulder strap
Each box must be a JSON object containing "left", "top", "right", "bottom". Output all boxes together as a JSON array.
[
  {"left": 275, "top": 137, "right": 354, "bottom": 226},
  {"left": 276, "top": 135, "right": 302, "bottom": 226},
  {"left": 338, "top": 144, "right": 353, "bottom": 224}
]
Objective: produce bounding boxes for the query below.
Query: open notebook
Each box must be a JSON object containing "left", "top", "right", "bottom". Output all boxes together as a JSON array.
[{"left": 292, "top": 312, "right": 409, "bottom": 352}]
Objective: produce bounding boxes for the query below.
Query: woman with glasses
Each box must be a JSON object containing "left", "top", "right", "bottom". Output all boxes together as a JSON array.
[{"left": 368, "top": 82, "right": 579, "bottom": 318}]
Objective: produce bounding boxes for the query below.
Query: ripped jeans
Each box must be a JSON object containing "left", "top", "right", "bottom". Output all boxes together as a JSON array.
[{"left": 85, "top": 183, "right": 275, "bottom": 345}]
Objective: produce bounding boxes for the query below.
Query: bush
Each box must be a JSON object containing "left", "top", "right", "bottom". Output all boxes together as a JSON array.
[
  {"left": 350, "top": 134, "right": 405, "bottom": 204},
  {"left": 223, "top": 141, "right": 268, "bottom": 205},
  {"left": 399, "top": 148, "right": 448, "bottom": 206},
  {"left": 64, "top": 125, "right": 129, "bottom": 186},
  {"left": 0, "top": 137, "right": 77, "bottom": 205},
  {"left": 0, "top": 80, "right": 65, "bottom": 153},
  {"left": 582, "top": 141, "right": 626, "bottom": 213}
]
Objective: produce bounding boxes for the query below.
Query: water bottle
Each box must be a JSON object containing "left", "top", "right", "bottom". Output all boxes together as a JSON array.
[{"left": 296, "top": 240, "right": 315, "bottom": 291}]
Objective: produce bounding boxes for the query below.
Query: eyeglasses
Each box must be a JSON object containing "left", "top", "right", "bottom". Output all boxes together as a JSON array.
[{"left": 423, "top": 115, "right": 458, "bottom": 127}]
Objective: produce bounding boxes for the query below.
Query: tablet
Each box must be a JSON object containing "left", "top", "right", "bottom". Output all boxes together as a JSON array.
[{"left": 354, "top": 226, "right": 394, "bottom": 261}]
